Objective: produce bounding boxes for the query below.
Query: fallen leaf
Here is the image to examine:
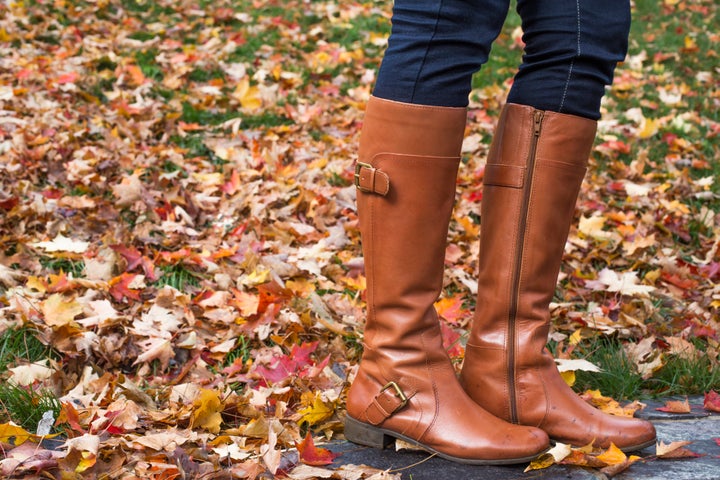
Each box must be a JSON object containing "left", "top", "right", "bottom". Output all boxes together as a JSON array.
[
  {"left": 298, "top": 393, "right": 334, "bottom": 427},
  {"left": 41, "top": 293, "right": 83, "bottom": 327},
  {"left": 190, "top": 389, "right": 224, "bottom": 434},
  {"left": 596, "top": 443, "right": 628, "bottom": 465},
  {"left": 656, "top": 440, "right": 700, "bottom": 459},
  {"left": 30, "top": 234, "right": 89, "bottom": 253},
  {"left": 295, "top": 432, "right": 338, "bottom": 466},
  {"left": 656, "top": 398, "right": 691, "bottom": 413},
  {"left": 703, "top": 390, "right": 720, "bottom": 413},
  {"left": 0, "top": 423, "right": 37, "bottom": 446},
  {"left": 524, "top": 442, "right": 572, "bottom": 472}
]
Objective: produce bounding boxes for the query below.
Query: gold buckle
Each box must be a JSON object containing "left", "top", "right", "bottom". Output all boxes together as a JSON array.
[
  {"left": 354, "top": 162, "right": 373, "bottom": 192},
  {"left": 381, "top": 381, "right": 408, "bottom": 409}
]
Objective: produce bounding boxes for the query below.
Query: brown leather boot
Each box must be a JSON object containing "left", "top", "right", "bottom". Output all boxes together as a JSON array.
[
  {"left": 459, "top": 103, "right": 656, "bottom": 451},
  {"left": 344, "top": 97, "right": 549, "bottom": 465}
]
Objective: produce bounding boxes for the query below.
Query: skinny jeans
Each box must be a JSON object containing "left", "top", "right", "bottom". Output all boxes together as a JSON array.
[{"left": 373, "top": 0, "right": 631, "bottom": 120}]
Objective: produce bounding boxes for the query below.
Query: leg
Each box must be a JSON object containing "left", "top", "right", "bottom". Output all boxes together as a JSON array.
[
  {"left": 459, "top": 0, "right": 656, "bottom": 450},
  {"left": 345, "top": 0, "right": 550, "bottom": 464},
  {"left": 508, "top": 0, "right": 631, "bottom": 119},
  {"left": 373, "top": 0, "right": 510, "bottom": 107}
]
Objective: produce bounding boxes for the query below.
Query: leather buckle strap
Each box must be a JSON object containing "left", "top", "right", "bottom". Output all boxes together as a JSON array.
[
  {"left": 354, "top": 162, "right": 390, "bottom": 196},
  {"left": 363, "top": 381, "right": 409, "bottom": 426}
]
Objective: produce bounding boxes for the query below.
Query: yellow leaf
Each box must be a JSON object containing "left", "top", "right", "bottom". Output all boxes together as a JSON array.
[
  {"left": 637, "top": 117, "right": 660, "bottom": 139},
  {"left": 26, "top": 276, "right": 47, "bottom": 293},
  {"left": 298, "top": 394, "right": 334, "bottom": 426},
  {"left": 458, "top": 216, "right": 479, "bottom": 237},
  {"left": 596, "top": 443, "right": 627, "bottom": 466},
  {"left": 0, "top": 423, "right": 36, "bottom": 445},
  {"left": 524, "top": 453, "right": 556, "bottom": 472},
  {"left": 524, "top": 442, "right": 572, "bottom": 471},
  {"left": 190, "top": 389, "right": 224, "bottom": 434},
  {"left": 234, "top": 77, "right": 262, "bottom": 110},
  {"left": 569, "top": 329, "right": 583, "bottom": 345},
  {"left": 76, "top": 451, "right": 97, "bottom": 473},
  {"left": 42, "top": 293, "right": 83, "bottom": 327},
  {"left": 560, "top": 370, "right": 576, "bottom": 386}
]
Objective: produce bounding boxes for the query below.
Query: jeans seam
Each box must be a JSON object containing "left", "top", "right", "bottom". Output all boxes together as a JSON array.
[
  {"left": 410, "top": 0, "right": 445, "bottom": 103},
  {"left": 559, "top": 0, "right": 583, "bottom": 113}
]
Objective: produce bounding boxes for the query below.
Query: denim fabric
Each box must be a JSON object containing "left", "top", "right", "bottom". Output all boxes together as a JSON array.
[{"left": 373, "top": 0, "right": 631, "bottom": 119}]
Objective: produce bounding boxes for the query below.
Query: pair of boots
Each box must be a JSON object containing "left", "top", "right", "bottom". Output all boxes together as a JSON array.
[{"left": 344, "top": 97, "right": 656, "bottom": 464}]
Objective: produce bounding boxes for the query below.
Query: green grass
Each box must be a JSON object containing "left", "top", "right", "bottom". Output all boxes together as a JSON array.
[
  {"left": 568, "top": 335, "right": 720, "bottom": 399},
  {"left": 647, "top": 350, "right": 720, "bottom": 396},
  {"left": 572, "top": 337, "right": 645, "bottom": 400},
  {"left": 0, "top": 383, "right": 62, "bottom": 433},
  {"left": 39, "top": 256, "right": 85, "bottom": 277},
  {"left": 0, "top": 327, "right": 58, "bottom": 371},
  {"left": 152, "top": 264, "right": 202, "bottom": 290}
]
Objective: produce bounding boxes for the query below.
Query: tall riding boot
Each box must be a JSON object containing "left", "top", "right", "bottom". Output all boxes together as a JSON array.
[
  {"left": 459, "top": 104, "right": 656, "bottom": 451},
  {"left": 345, "top": 97, "right": 549, "bottom": 464}
]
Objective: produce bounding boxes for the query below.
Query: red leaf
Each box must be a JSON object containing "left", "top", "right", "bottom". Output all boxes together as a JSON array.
[
  {"left": 111, "top": 245, "right": 158, "bottom": 281},
  {"left": 295, "top": 432, "right": 338, "bottom": 466},
  {"left": 704, "top": 391, "right": 720, "bottom": 413},
  {"left": 108, "top": 272, "right": 142, "bottom": 302},
  {"left": 112, "top": 245, "right": 144, "bottom": 271}
]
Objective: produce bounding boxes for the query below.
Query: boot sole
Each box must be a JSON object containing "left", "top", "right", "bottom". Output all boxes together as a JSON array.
[{"left": 344, "top": 415, "right": 546, "bottom": 466}]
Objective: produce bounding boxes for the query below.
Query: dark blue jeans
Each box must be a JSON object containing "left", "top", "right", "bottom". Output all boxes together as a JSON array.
[{"left": 373, "top": 0, "right": 631, "bottom": 120}]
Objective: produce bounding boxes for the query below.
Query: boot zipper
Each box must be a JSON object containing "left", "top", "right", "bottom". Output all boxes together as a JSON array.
[{"left": 508, "top": 109, "right": 544, "bottom": 424}]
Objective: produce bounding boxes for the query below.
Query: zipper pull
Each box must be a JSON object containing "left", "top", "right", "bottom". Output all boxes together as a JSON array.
[{"left": 534, "top": 110, "right": 544, "bottom": 136}]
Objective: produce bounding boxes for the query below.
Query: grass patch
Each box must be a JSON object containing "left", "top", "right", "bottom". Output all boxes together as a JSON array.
[
  {"left": 134, "top": 49, "right": 164, "bottom": 82},
  {"left": 153, "top": 264, "right": 202, "bottom": 290},
  {"left": 0, "top": 327, "right": 58, "bottom": 371},
  {"left": 0, "top": 383, "right": 62, "bottom": 433},
  {"left": 572, "top": 337, "right": 645, "bottom": 400},
  {"left": 39, "top": 257, "right": 85, "bottom": 277},
  {"left": 647, "top": 351, "right": 720, "bottom": 396}
]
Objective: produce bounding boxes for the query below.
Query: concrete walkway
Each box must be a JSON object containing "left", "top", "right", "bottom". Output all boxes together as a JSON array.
[{"left": 328, "top": 396, "right": 719, "bottom": 479}]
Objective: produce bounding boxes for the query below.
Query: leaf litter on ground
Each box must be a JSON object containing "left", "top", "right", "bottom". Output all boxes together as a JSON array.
[{"left": 0, "top": 0, "right": 718, "bottom": 478}]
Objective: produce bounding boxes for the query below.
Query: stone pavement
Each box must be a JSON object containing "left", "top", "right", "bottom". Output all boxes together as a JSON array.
[{"left": 328, "top": 396, "right": 720, "bottom": 479}]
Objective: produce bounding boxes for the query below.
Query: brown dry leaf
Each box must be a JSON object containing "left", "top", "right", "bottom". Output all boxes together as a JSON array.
[{"left": 656, "top": 440, "right": 701, "bottom": 459}]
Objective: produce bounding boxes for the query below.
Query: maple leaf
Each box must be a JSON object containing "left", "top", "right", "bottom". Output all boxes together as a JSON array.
[
  {"left": 0, "top": 423, "right": 38, "bottom": 446},
  {"left": 190, "top": 389, "right": 224, "bottom": 434},
  {"left": 108, "top": 272, "right": 143, "bottom": 302},
  {"left": 587, "top": 268, "right": 655, "bottom": 296},
  {"left": 656, "top": 440, "right": 701, "bottom": 459},
  {"left": 30, "top": 234, "right": 89, "bottom": 253},
  {"left": 298, "top": 393, "right": 335, "bottom": 427},
  {"left": 295, "top": 432, "right": 338, "bottom": 466},
  {"left": 434, "top": 295, "right": 468, "bottom": 324},
  {"left": 41, "top": 293, "right": 83, "bottom": 327},
  {"left": 703, "top": 390, "right": 720, "bottom": 413},
  {"left": 656, "top": 398, "right": 691, "bottom": 413}
]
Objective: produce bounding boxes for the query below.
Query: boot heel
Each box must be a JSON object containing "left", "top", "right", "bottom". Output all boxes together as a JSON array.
[{"left": 344, "top": 416, "right": 394, "bottom": 449}]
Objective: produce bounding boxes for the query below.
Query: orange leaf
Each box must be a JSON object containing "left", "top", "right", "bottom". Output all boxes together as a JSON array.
[
  {"left": 703, "top": 390, "right": 720, "bottom": 413},
  {"left": 434, "top": 295, "right": 468, "bottom": 324},
  {"left": 596, "top": 443, "right": 627, "bottom": 466},
  {"left": 295, "top": 432, "right": 338, "bottom": 466},
  {"left": 656, "top": 398, "right": 691, "bottom": 413},
  {"left": 58, "top": 402, "right": 86, "bottom": 434}
]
